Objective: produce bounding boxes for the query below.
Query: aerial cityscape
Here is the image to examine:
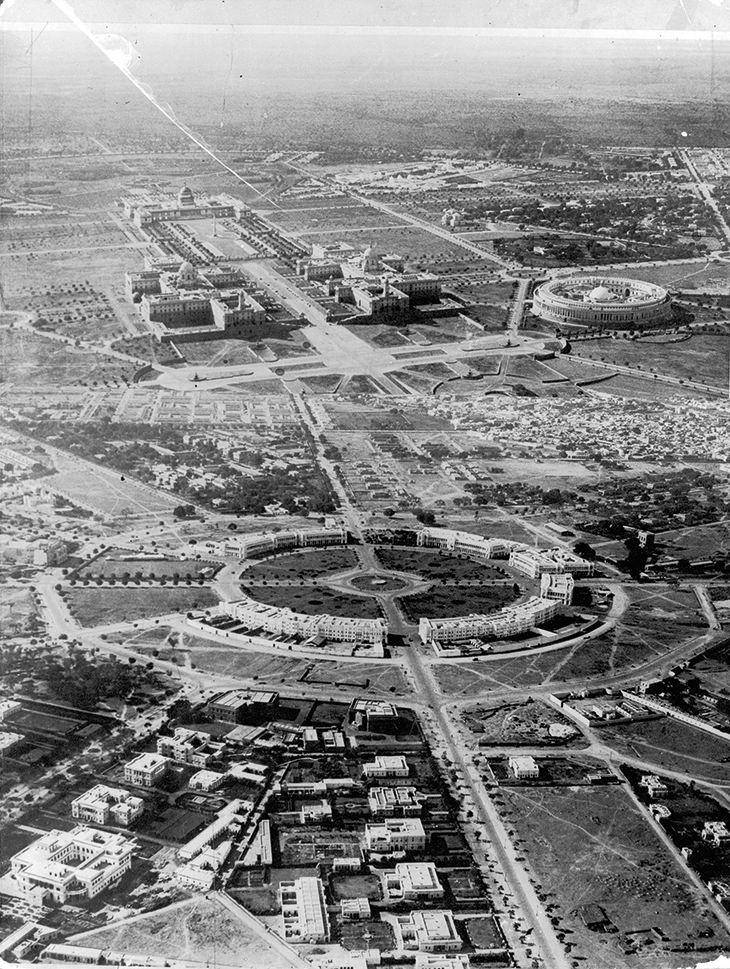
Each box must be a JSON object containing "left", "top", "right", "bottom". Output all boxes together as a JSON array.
[{"left": 2, "top": 2, "right": 730, "bottom": 968}]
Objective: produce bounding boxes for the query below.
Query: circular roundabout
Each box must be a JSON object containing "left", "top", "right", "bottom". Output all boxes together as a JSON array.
[
  {"left": 348, "top": 574, "right": 410, "bottom": 593},
  {"left": 195, "top": 526, "right": 596, "bottom": 660}
]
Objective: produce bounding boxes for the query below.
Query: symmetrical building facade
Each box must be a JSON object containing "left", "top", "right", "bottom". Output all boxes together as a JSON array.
[
  {"left": 532, "top": 276, "right": 672, "bottom": 328},
  {"left": 11, "top": 826, "right": 135, "bottom": 904}
]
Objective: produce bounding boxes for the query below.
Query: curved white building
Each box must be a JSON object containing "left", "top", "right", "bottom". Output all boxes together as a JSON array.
[{"left": 532, "top": 275, "right": 672, "bottom": 327}]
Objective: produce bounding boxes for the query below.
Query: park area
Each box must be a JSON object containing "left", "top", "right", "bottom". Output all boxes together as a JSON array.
[
  {"left": 63, "top": 586, "right": 219, "bottom": 626},
  {"left": 244, "top": 584, "right": 383, "bottom": 619},
  {"left": 496, "top": 786, "right": 730, "bottom": 968},
  {"left": 243, "top": 547, "right": 359, "bottom": 581},
  {"left": 76, "top": 551, "right": 221, "bottom": 582},
  {"left": 397, "top": 584, "right": 519, "bottom": 622},
  {"left": 373, "top": 545, "right": 505, "bottom": 582}
]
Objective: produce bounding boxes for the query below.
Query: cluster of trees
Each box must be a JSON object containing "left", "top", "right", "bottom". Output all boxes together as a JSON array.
[
  {"left": 1, "top": 641, "right": 158, "bottom": 709},
  {"left": 11, "top": 418, "right": 338, "bottom": 518}
]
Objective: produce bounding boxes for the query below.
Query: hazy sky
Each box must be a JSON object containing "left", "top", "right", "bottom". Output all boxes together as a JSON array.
[{"left": 4, "top": 0, "right": 730, "bottom": 34}]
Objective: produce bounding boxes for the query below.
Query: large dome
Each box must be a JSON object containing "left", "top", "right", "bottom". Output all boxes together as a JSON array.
[
  {"left": 531, "top": 274, "right": 672, "bottom": 329},
  {"left": 587, "top": 285, "right": 616, "bottom": 302}
]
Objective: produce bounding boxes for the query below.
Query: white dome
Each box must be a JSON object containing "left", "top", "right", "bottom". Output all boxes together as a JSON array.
[
  {"left": 179, "top": 260, "right": 195, "bottom": 275},
  {"left": 587, "top": 285, "right": 616, "bottom": 302}
]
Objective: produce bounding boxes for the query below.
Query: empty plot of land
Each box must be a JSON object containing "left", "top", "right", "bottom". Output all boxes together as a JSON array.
[
  {"left": 46, "top": 451, "right": 180, "bottom": 516},
  {"left": 64, "top": 586, "right": 219, "bottom": 626},
  {"left": 498, "top": 786, "right": 729, "bottom": 969},
  {"left": 74, "top": 896, "right": 295, "bottom": 969},
  {"left": 577, "top": 333, "right": 730, "bottom": 387},
  {"left": 599, "top": 717, "right": 730, "bottom": 783}
]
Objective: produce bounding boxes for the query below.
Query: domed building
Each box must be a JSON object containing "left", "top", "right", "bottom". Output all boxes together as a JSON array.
[
  {"left": 532, "top": 275, "right": 672, "bottom": 328},
  {"left": 177, "top": 185, "right": 196, "bottom": 208}
]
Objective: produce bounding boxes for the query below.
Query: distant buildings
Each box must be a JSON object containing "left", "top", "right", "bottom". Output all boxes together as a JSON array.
[
  {"left": 121, "top": 185, "right": 238, "bottom": 228},
  {"left": 71, "top": 785, "right": 144, "bottom": 827},
  {"left": 11, "top": 826, "right": 135, "bottom": 904}
]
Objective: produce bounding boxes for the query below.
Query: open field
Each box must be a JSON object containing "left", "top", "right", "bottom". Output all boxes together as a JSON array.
[
  {"left": 244, "top": 584, "right": 382, "bottom": 619},
  {"left": 74, "top": 896, "right": 295, "bottom": 968},
  {"left": 657, "top": 521, "right": 730, "bottom": 560},
  {"left": 243, "top": 547, "right": 360, "bottom": 580},
  {"left": 497, "top": 786, "right": 730, "bottom": 969},
  {"left": 0, "top": 329, "right": 137, "bottom": 386},
  {"left": 180, "top": 642, "right": 410, "bottom": 694},
  {"left": 45, "top": 452, "right": 181, "bottom": 516},
  {"left": 303, "top": 226, "right": 494, "bottom": 265},
  {"left": 575, "top": 333, "right": 730, "bottom": 387},
  {"left": 604, "top": 260, "right": 730, "bottom": 291},
  {"left": 64, "top": 586, "right": 219, "bottom": 626},
  {"left": 599, "top": 717, "right": 730, "bottom": 783}
]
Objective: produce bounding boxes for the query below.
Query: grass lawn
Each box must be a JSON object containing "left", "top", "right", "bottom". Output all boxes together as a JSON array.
[
  {"left": 245, "top": 585, "right": 382, "bottom": 619},
  {"left": 576, "top": 333, "right": 730, "bottom": 387},
  {"left": 243, "top": 547, "right": 359, "bottom": 580},
  {"left": 397, "top": 584, "right": 518, "bottom": 622},
  {"left": 373, "top": 546, "right": 505, "bottom": 582},
  {"left": 497, "top": 786, "right": 730, "bottom": 969},
  {"left": 64, "top": 586, "right": 219, "bottom": 626}
]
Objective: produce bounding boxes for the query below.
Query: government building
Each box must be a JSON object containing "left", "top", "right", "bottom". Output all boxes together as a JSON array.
[
  {"left": 532, "top": 276, "right": 672, "bottom": 328},
  {"left": 296, "top": 241, "right": 442, "bottom": 319}
]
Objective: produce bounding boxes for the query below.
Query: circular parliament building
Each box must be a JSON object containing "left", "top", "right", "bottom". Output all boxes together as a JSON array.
[{"left": 532, "top": 275, "right": 672, "bottom": 328}]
